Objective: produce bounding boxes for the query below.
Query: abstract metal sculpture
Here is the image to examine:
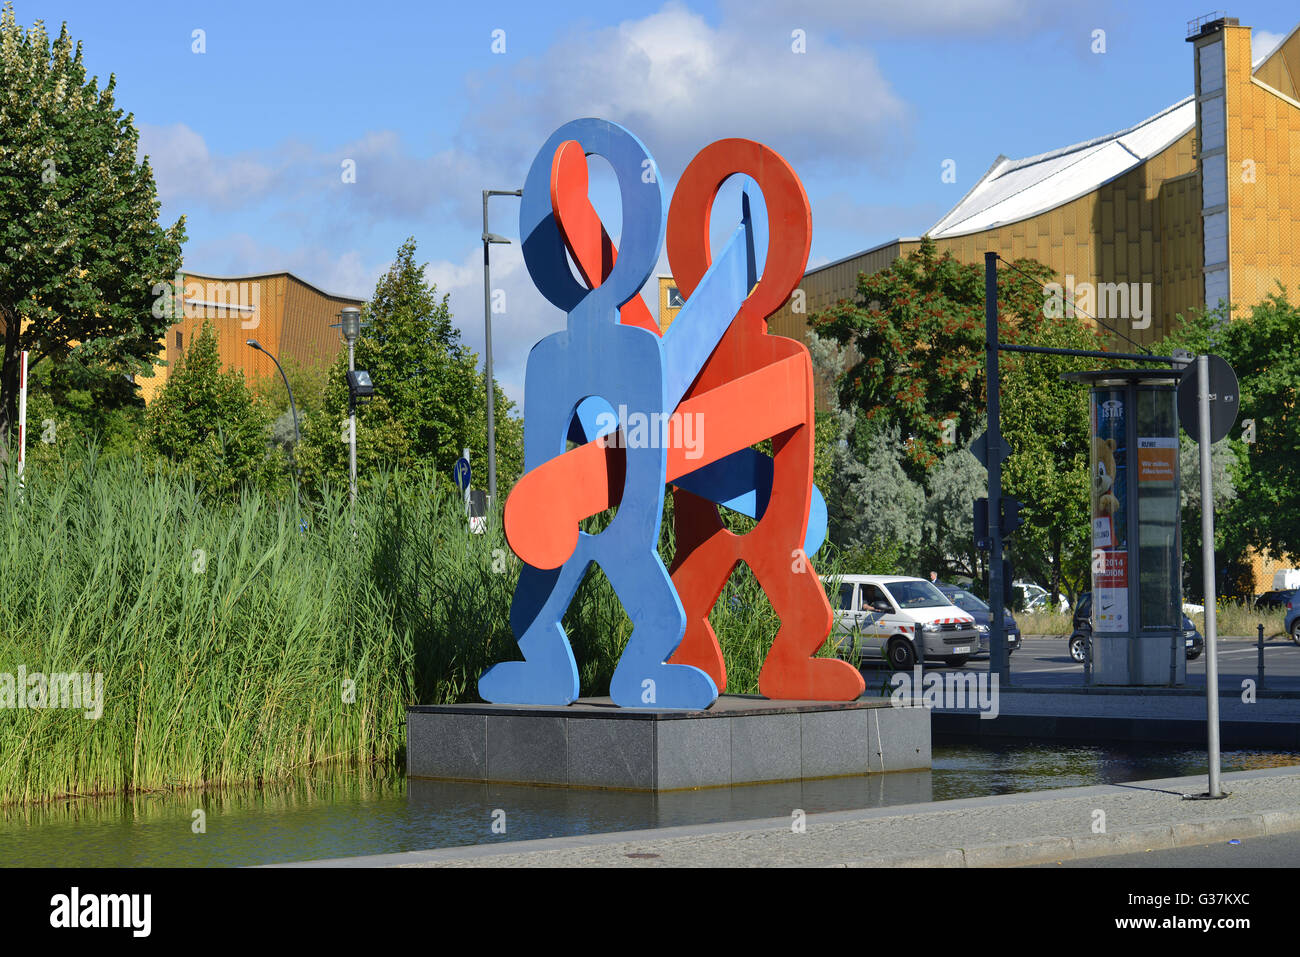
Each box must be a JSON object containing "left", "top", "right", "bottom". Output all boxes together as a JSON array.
[{"left": 478, "top": 118, "right": 864, "bottom": 709}]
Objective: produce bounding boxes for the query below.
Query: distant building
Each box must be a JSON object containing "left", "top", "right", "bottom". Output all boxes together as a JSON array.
[
  {"left": 657, "top": 275, "right": 685, "bottom": 331},
  {"left": 138, "top": 270, "right": 365, "bottom": 402}
]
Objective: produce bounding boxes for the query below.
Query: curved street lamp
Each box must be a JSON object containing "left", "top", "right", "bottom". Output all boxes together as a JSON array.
[{"left": 246, "top": 339, "right": 301, "bottom": 506}]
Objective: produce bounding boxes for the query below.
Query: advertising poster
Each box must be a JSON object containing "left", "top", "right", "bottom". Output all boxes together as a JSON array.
[
  {"left": 1091, "top": 391, "right": 1128, "bottom": 632},
  {"left": 1137, "top": 436, "right": 1178, "bottom": 484}
]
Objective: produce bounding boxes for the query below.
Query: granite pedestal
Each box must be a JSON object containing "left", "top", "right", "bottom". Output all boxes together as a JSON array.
[{"left": 407, "top": 695, "right": 929, "bottom": 791}]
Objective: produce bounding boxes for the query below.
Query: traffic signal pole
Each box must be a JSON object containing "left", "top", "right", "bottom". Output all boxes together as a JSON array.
[{"left": 985, "top": 253, "right": 1008, "bottom": 686}]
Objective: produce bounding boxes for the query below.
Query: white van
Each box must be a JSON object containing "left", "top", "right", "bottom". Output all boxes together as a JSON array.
[
  {"left": 1273, "top": 569, "right": 1300, "bottom": 591},
  {"left": 823, "top": 574, "right": 979, "bottom": 669}
]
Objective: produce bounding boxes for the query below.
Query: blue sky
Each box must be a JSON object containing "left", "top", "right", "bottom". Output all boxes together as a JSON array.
[{"left": 11, "top": 0, "right": 1300, "bottom": 406}]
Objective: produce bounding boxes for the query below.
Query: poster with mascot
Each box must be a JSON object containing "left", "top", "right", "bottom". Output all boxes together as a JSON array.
[{"left": 1091, "top": 391, "right": 1129, "bottom": 632}]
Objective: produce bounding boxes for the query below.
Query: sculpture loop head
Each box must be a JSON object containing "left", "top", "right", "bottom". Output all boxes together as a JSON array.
[
  {"left": 667, "top": 138, "right": 811, "bottom": 324},
  {"left": 519, "top": 118, "right": 666, "bottom": 319}
]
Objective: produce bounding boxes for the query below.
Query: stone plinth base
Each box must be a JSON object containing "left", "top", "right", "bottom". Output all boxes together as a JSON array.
[{"left": 407, "top": 695, "right": 929, "bottom": 791}]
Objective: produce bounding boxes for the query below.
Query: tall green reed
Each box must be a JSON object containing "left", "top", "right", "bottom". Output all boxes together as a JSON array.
[{"left": 0, "top": 452, "right": 851, "bottom": 804}]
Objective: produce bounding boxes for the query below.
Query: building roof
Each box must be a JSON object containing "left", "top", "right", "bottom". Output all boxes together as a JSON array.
[
  {"left": 180, "top": 268, "right": 366, "bottom": 304},
  {"left": 927, "top": 97, "right": 1196, "bottom": 240}
]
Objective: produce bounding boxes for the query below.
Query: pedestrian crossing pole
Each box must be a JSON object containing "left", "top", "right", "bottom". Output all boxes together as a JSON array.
[
  {"left": 985, "top": 253, "right": 1008, "bottom": 686},
  {"left": 17, "top": 350, "right": 27, "bottom": 493}
]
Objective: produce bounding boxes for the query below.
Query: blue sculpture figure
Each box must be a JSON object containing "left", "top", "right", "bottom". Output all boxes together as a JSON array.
[{"left": 477, "top": 119, "right": 719, "bottom": 710}]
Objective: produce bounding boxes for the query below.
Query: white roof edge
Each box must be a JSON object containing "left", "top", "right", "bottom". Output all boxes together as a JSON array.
[
  {"left": 1253, "top": 22, "right": 1299, "bottom": 70},
  {"left": 995, "top": 96, "right": 1194, "bottom": 173},
  {"left": 928, "top": 155, "right": 1012, "bottom": 236},
  {"left": 927, "top": 98, "right": 1196, "bottom": 240},
  {"left": 180, "top": 267, "right": 366, "bottom": 304}
]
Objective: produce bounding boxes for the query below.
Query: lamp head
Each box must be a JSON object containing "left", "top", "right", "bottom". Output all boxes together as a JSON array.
[{"left": 339, "top": 307, "right": 362, "bottom": 343}]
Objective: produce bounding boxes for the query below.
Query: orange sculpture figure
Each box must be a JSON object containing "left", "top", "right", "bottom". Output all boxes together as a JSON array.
[{"left": 664, "top": 140, "right": 864, "bottom": 701}]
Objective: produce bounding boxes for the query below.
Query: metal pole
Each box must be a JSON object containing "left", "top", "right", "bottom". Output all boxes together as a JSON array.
[
  {"left": 985, "top": 252, "right": 1007, "bottom": 686},
  {"left": 482, "top": 208, "right": 496, "bottom": 511},
  {"left": 16, "top": 350, "right": 26, "bottom": 492},
  {"left": 482, "top": 189, "right": 521, "bottom": 512},
  {"left": 462, "top": 446, "right": 472, "bottom": 516},
  {"left": 1198, "top": 354, "right": 1223, "bottom": 797},
  {"left": 348, "top": 338, "right": 357, "bottom": 506},
  {"left": 1256, "top": 622, "right": 1265, "bottom": 692},
  {"left": 268, "top": 352, "right": 301, "bottom": 511},
  {"left": 247, "top": 341, "right": 300, "bottom": 511}
]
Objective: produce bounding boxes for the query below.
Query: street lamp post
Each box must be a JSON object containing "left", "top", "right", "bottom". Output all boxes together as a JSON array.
[
  {"left": 339, "top": 307, "right": 362, "bottom": 505},
  {"left": 246, "top": 339, "right": 300, "bottom": 509},
  {"left": 482, "top": 188, "right": 521, "bottom": 511}
]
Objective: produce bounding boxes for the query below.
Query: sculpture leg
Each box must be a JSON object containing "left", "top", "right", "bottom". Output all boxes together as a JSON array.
[
  {"left": 478, "top": 560, "right": 587, "bottom": 705},
  {"left": 752, "top": 548, "right": 864, "bottom": 700},
  {"left": 666, "top": 487, "right": 733, "bottom": 691},
  {"left": 604, "top": 544, "right": 718, "bottom": 710}
]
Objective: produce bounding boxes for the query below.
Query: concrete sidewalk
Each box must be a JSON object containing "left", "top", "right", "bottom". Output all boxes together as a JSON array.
[{"left": 282, "top": 765, "right": 1300, "bottom": 868}]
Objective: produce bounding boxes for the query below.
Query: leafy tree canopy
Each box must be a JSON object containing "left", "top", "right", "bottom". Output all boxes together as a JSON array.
[
  {"left": 0, "top": 3, "right": 184, "bottom": 453},
  {"left": 812, "top": 237, "right": 1052, "bottom": 472},
  {"left": 298, "top": 237, "right": 523, "bottom": 494}
]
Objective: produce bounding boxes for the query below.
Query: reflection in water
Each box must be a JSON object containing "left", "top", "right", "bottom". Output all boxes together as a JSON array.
[{"left": 0, "top": 743, "right": 1294, "bottom": 867}]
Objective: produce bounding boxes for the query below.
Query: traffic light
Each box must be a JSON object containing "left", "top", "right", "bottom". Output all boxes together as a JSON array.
[
  {"left": 1003, "top": 559, "right": 1015, "bottom": 607},
  {"left": 1002, "top": 498, "right": 1025, "bottom": 536},
  {"left": 974, "top": 498, "right": 990, "bottom": 551}
]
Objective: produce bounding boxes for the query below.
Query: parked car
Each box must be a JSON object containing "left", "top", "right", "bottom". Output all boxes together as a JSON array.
[
  {"left": 1013, "top": 580, "right": 1070, "bottom": 613},
  {"left": 1285, "top": 596, "right": 1300, "bottom": 645},
  {"left": 1252, "top": 588, "right": 1298, "bottom": 612},
  {"left": 824, "top": 574, "right": 979, "bottom": 669},
  {"left": 1068, "top": 592, "right": 1204, "bottom": 663},
  {"left": 934, "top": 582, "right": 1021, "bottom": 656}
]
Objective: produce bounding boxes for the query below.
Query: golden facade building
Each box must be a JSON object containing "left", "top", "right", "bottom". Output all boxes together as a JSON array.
[{"left": 137, "top": 270, "right": 365, "bottom": 403}]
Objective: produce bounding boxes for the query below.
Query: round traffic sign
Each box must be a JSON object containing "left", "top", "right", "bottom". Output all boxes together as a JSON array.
[
  {"left": 453, "top": 457, "right": 471, "bottom": 493},
  {"left": 1177, "top": 354, "right": 1239, "bottom": 444}
]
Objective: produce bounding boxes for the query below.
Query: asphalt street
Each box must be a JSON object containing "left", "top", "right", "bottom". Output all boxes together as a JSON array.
[
  {"left": 1036, "top": 828, "right": 1300, "bottom": 867},
  {"left": 856, "top": 635, "right": 1300, "bottom": 689}
]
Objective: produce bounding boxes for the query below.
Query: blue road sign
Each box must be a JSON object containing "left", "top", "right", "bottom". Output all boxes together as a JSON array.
[{"left": 454, "top": 457, "right": 471, "bottom": 493}]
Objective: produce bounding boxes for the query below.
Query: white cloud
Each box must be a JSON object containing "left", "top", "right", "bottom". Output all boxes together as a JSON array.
[
  {"left": 1252, "top": 29, "right": 1287, "bottom": 66},
  {"left": 425, "top": 242, "right": 564, "bottom": 407},
  {"left": 138, "top": 123, "right": 280, "bottom": 207},
  {"left": 472, "top": 2, "right": 911, "bottom": 178},
  {"left": 723, "top": 0, "right": 1052, "bottom": 37}
]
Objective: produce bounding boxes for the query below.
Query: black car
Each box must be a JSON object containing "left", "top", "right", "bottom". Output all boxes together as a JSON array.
[
  {"left": 1068, "top": 592, "right": 1203, "bottom": 663},
  {"left": 935, "top": 583, "right": 1022, "bottom": 656},
  {"left": 1253, "top": 589, "right": 1298, "bottom": 612}
]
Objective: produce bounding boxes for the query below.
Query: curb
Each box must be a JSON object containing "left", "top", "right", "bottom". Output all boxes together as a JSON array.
[
  {"left": 839, "top": 807, "right": 1300, "bottom": 868},
  {"left": 931, "top": 711, "right": 1300, "bottom": 748}
]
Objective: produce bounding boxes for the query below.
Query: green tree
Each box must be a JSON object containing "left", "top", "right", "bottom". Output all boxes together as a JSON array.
[
  {"left": 812, "top": 246, "right": 1103, "bottom": 602},
  {"left": 812, "top": 237, "right": 1052, "bottom": 472},
  {"left": 918, "top": 440, "right": 988, "bottom": 584},
  {"left": 0, "top": 4, "right": 185, "bottom": 456},
  {"left": 144, "top": 321, "right": 277, "bottom": 500},
  {"left": 1158, "top": 290, "right": 1300, "bottom": 593},
  {"left": 298, "top": 237, "right": 523, "bottom": 494},
  {"left": 999, "top": 314, "right": 1103, "bottom": 605}
]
